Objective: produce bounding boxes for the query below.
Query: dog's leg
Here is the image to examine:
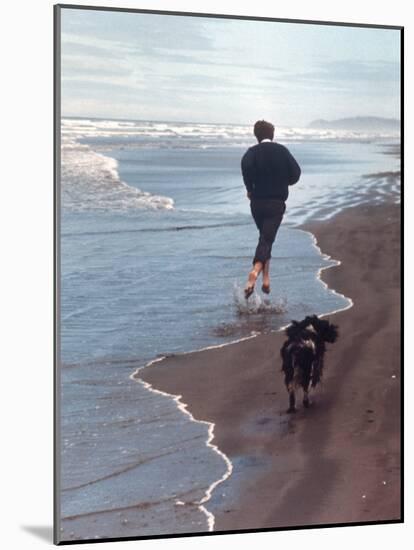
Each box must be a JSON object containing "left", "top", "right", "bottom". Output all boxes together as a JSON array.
[
  {"left": 286, "top": 383, "right": 296, "bottom": 414},
  {"left": 303, "top": 386, "right": 310, "bottom": 408},
  {"left": 302, "top": 356, "right": 312, "bottom": 409}
]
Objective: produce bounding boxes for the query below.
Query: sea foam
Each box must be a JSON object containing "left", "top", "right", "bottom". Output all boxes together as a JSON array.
[
  {"left": 62, "top": 116, "right": 400, "bottom": 152},
  {"left": 61, "top": 127, "right": 174, "bottom": 212}
]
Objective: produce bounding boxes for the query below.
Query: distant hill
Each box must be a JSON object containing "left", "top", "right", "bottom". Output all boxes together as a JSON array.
[{"left": 308, "top": 117, "right": 399, "bottom": 132}]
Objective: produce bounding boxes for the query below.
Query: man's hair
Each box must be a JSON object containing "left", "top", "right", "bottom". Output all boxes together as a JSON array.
[{"left": 253, "top": 120, "right": 275, "bottom": 142}]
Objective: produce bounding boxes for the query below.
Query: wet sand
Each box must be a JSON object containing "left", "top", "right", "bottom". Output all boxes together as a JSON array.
[{"left": 138, "top": 200, "right": 401, "bottom": 532}]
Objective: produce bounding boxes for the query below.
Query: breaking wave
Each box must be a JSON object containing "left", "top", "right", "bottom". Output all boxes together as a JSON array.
[
  {"left": 61, "top": 136, "right": 174, "bottom": 212},
  {"left": 62, "top": 116, "right": 400, "bottom": 153}
]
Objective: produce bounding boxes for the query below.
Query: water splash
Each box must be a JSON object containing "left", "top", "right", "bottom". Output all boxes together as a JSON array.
[{"left": 233, "top": 282, "right": 287, "bottom": 315}]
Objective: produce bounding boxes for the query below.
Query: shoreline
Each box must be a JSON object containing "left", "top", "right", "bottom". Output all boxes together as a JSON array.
[
  {"left": 129, "top": 220, "right": 355, "bottom": 532},
  {"left": 130, "top": 356, "right": 234, "bottom": 532},
  {"left": 138, "top": 199, "right": 401, "bottom": 532}
]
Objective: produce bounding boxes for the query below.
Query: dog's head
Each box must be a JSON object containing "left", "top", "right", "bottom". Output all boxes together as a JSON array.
[
  {"left": 285, "top": 319, "right": 307, "bottom": 340},
  {"left": 305, "top": 315, "right": 339, "bottom": 343},
  {"left": 285, "top": 315, "right": 338, "bottom": 343}
]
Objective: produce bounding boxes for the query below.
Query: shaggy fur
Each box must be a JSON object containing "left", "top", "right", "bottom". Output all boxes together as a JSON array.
[{"left": 280, "top": 315, "right": 339, "bottom": 413}]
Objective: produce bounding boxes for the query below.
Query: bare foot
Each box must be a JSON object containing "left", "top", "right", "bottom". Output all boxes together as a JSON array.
[
  {"left": 244, "top": 286, "right": 254, "bottom": 299},
  {"left": 262, "top": 260, "right": 271, "bottom": 293},
  {"left": 244, "top": 269, "right": 259, "bottom": 299}
]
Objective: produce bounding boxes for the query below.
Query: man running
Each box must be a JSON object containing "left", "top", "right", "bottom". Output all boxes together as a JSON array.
[{"left": 241, "top": 120, "right": 301, "bottom": 299}]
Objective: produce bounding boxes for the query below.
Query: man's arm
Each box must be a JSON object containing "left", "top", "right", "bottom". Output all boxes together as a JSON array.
[
  {"left": 285, "top": 148, "right": 301, "bottom": 185},
  {"left": 241, "top": 149, "right": 254, "bottom": 197}
]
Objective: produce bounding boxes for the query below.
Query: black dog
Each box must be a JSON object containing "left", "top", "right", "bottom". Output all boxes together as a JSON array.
[{"left": 280, "top": 315, "right": 338, "bottom": 413}]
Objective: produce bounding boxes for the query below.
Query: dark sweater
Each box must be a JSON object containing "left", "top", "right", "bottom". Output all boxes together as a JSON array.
[{"left": 241, "top": 141, "right": 301, "bottom": 201}]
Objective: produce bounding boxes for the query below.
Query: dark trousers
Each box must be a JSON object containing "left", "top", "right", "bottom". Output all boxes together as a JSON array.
[{"left": 250, "top": 198, "right": 286, "bottom": 265}]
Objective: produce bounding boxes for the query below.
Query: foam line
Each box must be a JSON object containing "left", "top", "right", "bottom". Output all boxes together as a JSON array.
[
  {"left": 297, "top": 228, "right": 354, "bottom": 317},
  {"left": 129, "top": 358, "right": 233, "bottom": 532}
]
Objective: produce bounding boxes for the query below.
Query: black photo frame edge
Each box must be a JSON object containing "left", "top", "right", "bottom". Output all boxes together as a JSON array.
[{"left": 53, "top": 3, "right": 404, "bottom": 546}]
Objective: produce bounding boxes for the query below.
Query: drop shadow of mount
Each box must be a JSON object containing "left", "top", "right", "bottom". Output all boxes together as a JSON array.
[{"left": 20, "top": 525, "right": 53, "bottom": 543}]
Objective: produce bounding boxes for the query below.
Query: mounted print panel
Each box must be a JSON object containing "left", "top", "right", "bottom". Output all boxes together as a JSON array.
[{"left": 54, "top": 4, "right": 402, "bottom": 545}]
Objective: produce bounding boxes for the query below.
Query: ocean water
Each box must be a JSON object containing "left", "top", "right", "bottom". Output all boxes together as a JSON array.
[{"left": 58, "top": 117, "right": 400, "bottom": 541}]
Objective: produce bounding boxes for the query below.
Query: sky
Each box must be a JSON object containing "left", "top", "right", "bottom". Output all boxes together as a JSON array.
[{"left": 60, "top": 8, "right": 401, "bottom": 127}]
